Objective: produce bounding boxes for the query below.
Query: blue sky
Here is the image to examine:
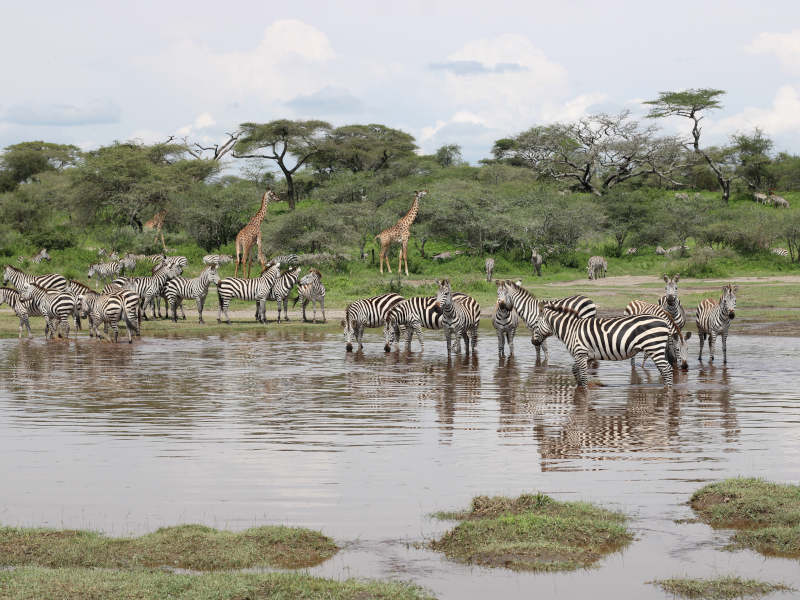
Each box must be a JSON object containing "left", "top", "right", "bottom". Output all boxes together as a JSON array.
[{"left": 2, "top": 0, "right": 800, "bottom": 164}]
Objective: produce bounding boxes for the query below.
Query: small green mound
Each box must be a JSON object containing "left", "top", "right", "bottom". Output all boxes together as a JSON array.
[
  {"left": 0, "top": 523, "right": 337, "bottom": 570},
  {"left": 690, "top": 478, "right": 800, "bottom": 558},
  {"left": 649, "top": 576, "right": 794, "bottom": 599},
  {"left": 430, "top": 493, "right": 632, "bottom": 572},
  {"left": 0, "top": 568, "right": 435, "bottom": 600}
]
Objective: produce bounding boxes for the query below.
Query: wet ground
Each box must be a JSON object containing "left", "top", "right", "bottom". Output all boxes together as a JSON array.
[{"left": 0, "top": 329, "right": 798, "bottom": 599}]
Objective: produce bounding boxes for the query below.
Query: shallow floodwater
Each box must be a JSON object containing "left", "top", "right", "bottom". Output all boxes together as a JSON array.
[{"left": 1, "top": 329, "right": 799, "bottom": 599}]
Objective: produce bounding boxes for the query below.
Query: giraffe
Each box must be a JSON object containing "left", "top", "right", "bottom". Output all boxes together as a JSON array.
[
  {"left": 235, "top": 188, "right": 278, "bottom": 278},
  {"left": 144, "top": 210, "right": 167, "bottom": 253},
  {"left": 375, "top": 190, "right": 426, "bottom": 276}
]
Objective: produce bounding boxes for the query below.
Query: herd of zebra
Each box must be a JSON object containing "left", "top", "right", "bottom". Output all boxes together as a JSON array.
[
  {"left": 0, "top": 251, "right": 327, "bottom": 342},
  {"left": 342, "top": 274, "right": 737, "bottom": 388}
]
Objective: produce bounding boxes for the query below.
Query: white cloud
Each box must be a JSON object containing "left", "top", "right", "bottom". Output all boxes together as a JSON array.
[
  {"left": 176, "top": 112, "right": 216, "bottom": 136},
  {"left": 1, "top": 99, "right": 120, "bottom": 126},
  {"left": 541, "top": 92, "right": 609, "bottom": 123},
  {"left": 747, "top": 29, "right": 800, "bottom": 73},
  {"left": 709, "top": 85, "right": 800, "bottom": 136}
]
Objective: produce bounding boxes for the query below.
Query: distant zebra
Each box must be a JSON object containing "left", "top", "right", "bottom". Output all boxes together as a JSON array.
[
  {"left": 293, "top": 268, "right": 326, "bottom": 323},
  {"left": 88, "top": 261, "right": 123, "bottom": 284},
  {"left": 19, "top": 282, "right": 75, "bottom": 339},
  {"left": 535, "top": 304, "right": 674, "bottom": 387},
  {"left": 696, "top": 284, "right": 737, "bottom": 363},
  {"left": 216, "top": 262, "right": 282, "bottom": 324},
  {"left": 771, "top": 247, "right": 789, "bottom": 258},
  {"left": 382, "top": 293, "right": 467, "bottom": 351},
  {"left": 3, "top": 265, "right": 67, "bottom": 291},
  {"left": 655, "top": 246, "right": 667, "bottom": 256},
  {"left": 493, "top": 300, "right": 518, "bottom": 358},
  {"left": 78, "top": 290, "right": 132, "bottom": 343},
  {"left": 657, "top": 274, "right": 686, "bottom": 330},
  {"left": 435, "top": 279, "right": 481, "bottom": 356},
  {"left": 495, "top": 280, "right": 596, "bottom": 362},
  {"left": 0, "top": 287, "right": 34, "bottom": 337},
  {"left": 531, "top": 248, "right": 543, "bottom": 277},
  {"left": 587, "top": 256, "right": 607, "bottom": 280},
  {"left": 18, "top": 248, "right": 50, "bottom": 265},
  {"left": 202, "top": 254, "right": 234, "bottom": 267},
  {"left": 122, "top": 263, "right": 181, "bottom": 320},
  {"left": 269, "top": 266, "right": 301, "bottom": 323},
  {"left": 485, "top": 258, "right": 495, "bottom": 282},
  {"left": 269, "top": 254, "right": 299, "bottom": 267},
  {"left": 665, "top": 245, "right": 687, "bottom": 256},
  {"left": 341, "top": 292, "right": 404, "bottom": 352},
  {"left": 126, "top": 253, "right": 165, "bottom": 266},
  {"left": 97, "top": 248, "right": 119, "bottom": 260},
  {"left": 164, "top": 266, "right": 220, "bottom": 323},
  {"left": 625, "top": 247, "right": 637, "bottom": 255},
  {"left": 624, "top": 300, "right": 691, "bottom": 370},
  {"left": 119, "top": 254, "right": 137, "bottom": 272},
  {"left": 162, "top": 256, "right": 188, "bottom": 271}
]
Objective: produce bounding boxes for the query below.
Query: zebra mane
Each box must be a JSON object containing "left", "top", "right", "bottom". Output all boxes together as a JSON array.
[
  {"left": 657, "top": 307, "right": 684, "bottom": 341},
  {"left": 505, "top": 279, "right": 536, "bottom": 299},
  {"left": 4, "top": 264, "right": 22, "bottom": 273},
  {"left": 540, "top": 302, "right": 582, "bottom": 318}
]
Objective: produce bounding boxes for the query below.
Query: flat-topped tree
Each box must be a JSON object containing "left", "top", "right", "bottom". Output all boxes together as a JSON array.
[
  {"left": 645, "top": 88, "right": 734, "bottom": 202},
  {"left": 234, "top": 120, "right": 331, "bottom": 210}
]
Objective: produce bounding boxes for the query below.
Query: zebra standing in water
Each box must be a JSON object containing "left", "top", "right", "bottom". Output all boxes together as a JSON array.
[
  {"left": 657, "top": 274, "right": 686, "bottom": 330},
  {"left": 587, "top": 256, "right": 607, "bottom": 280},
  {"left": 531, "top": 248, "right": 543, "bottom": 277},
  {"left": 495, "top": 280, "right": 596, "bottom": 362},
  {"left": 293, "top": 268, "right": 325, "bottom": 323},
  {"left": 435, "top": 279, "right": 481, "bottom": 356},
  {"left": 534, "top": 304, "right": 674, "bottom": 387},
  {"left": 492, "top": 299, "right": 518, "bottom": 358},
  {"left": 382, "top": 293, "right": 467, "bottom": 352},
  {"left": 624, "top": 300, "right": 691, "bottom": 370},
  {"left": 341, "top": 292, "right": 404, "bottom": 352},
  {"left": 485, "top": 258, "right": 495, "bottom": 282},
  {"left": 78, "top": 290, "right": 133, "bottom": 343},
  {"left": 696, "top": 284, "right": 737, "bottom": 363},
  {"left": 0, "top": 287, "right": 34, "bottom": 337},
  {"left": 164, "top": 266, "right": 220, "bottom": 322},
  {"left": 202, "top": 254, "right": 234, "bottom": 267},
  {"left": 3, "top": 265, "right": 67, "bottom": 291},
  {"left": 19, "top": 282, "right": 76, "bottom": 339},
  {"left": 217, "top": 262, "right": 282, "bottom": 324},
  {"left": 269, "top": 266, "right": 301, "bottom": 323}
]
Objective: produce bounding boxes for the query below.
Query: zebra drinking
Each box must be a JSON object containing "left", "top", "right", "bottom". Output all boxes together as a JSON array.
[
  {"left": 341, "top": 293, "right": 404, "bottom": 352},
  {"left": 696, "top": 284, "right": 737, "bottom": 363}
]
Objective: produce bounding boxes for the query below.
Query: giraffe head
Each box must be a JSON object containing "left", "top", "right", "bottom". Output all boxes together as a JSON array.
[{"left": 415, "top": 190, "right": 428, "bottom": 201}]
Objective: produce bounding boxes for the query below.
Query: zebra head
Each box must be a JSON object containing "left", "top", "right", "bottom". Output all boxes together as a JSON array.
[
  {"left": 19, "top": 282, "right": 34, "bottom": 301},
  {"left": 3, "top": 265, "right": 15, "bottom": 286},
  {"left": 671, "top": 330, "right": 692, "bottom": 370},
  {"left": 207, "top": 267, "right": 221, "bottom": 286},
  {"left": 342, "top": 313, "right": 355, "bottom": 352},
  {"left": 663, "top": 274, "right": 679, "bottom": 307},
  {"left": 87, "top": 264, "right": 97, "bottom": 279},
  {"left": 721, "top": 284, "right": 737, "bottom": 319},
  {"left": 434, "top": 279, "right": 452, "bottom": 312},
  {"left": 382, "top": 312, "right": 400, "bottom": 353},
  {"left": 532, "top": 304, "right": 556, "bottom": 346},
  {"left": 38, "top": 249, "right": 51, "bottom": 261},
  {"left": 495, "top": 280, "right": 513, "bottom": 311}
]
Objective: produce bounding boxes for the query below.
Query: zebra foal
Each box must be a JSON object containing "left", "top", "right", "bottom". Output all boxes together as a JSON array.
[
  {"left": 696, "top": 284, "right": 737, "bottom": 363},
  {"left": 293, "top": 268, "right": 326, "bottom": 323}
]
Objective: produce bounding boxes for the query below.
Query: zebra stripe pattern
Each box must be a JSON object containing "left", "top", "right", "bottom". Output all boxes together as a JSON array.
[
  {"left": 18, "top": 248, "right": 51, "bottom": 265},
  {"left": 771, "top": 247, "right": 789, "bottom": 257},
  {"left": 202, "top": 254, "right": 234, "bottom": 266},
  {"left": 293, "top": 268, "right": 325, "bottom": 323},
  {"left": 216, "top": 262, "right": 282, "bottom": 324},
  {"left": 624, "top": 299, "right": 691, "bottom": 369},
  {"left": 485, "top": 258, "right": 495, "bottom": 282},
  {"left": 435, "top": 279, "right": 480, "bottom": 356},
  {"left": 164, "top": 266, "right": 220, "bottom": 322},
  {"left": 695, "top": 284, "right": 737, "bottom": 363},
  {"left": 3, "top": 265, "right": 67, "bottom": 291},
  {"left": 342, "top": 292, "right": 404, "bottom": 352},
  {"left": 269, "top": 267, "right": 301, "bottom": 323},
  {"left": 79, "top": 290, "right": 132, "bottom": 343},
  {"left": 0, "top": 287, "right": 34, "bottom": 337},
  {"left": 382, "top": 293, "right": 467, "bottom": 351},
  {"left": 531, "top": 248, "right": 543, "bottom": 276},
  {"left": 657, "top": 274, "right": 686, "bottom": 330},
  {"left": 493, "top": 300, "right": 519, "bottom": 358},
  {"left": 269, "top": 254, "right": 299, "bottom": 267},
  {"left": 536, "top": 304, "right": 674, "bottom": 387},
  {"left": 122, "top": 263, "right": 181, "bottom": 320},
  {"left": 88, "top": 261, "right": 123, "bottom": 283},
  {"left": 587, "top": 256, "right": 607, "bottom": 280},
  {"left": 19, "top": 282, "right": 76, "bottom": 339}
]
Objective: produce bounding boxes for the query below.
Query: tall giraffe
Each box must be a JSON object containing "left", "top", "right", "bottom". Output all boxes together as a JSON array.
[
  {"left": 375, "top": 190, "right": 426, "bottom": 276},
  {"left": 144, "top": 210, "right": 168, "bottom": 252},
  {"left": 235, "top": 188, "right": 278, "bottom": 278}
]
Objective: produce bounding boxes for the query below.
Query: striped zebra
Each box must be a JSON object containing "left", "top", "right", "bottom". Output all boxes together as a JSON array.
[
  {"left": 493, "top": 300, "right": 519, "bottom": 358},
  {"left": 216, "top": 262, "right": 282, "bottom": 324},
  {"left": 435, "top": 279, "right": 481, "bottom": 356},
  {"left": 96, "top": 281, "right": 141, "bottom": 336},
  {"left": 164, "top": 266, "right": 220, "bottom": 322},
  {"left": 66, "top": 279, "right": 97, "bottom": 330},
  {"left": 269, "top": 254, "right": 299, "bottom": 267},
  {"left": 97, "top": 248, "right": 119, "bottom": 260},
  {"left": 771, "top": 247, "right": 789, "bottom": 258},
  {"left": 624, "top": 300, "right": 691, "bottom": 370},
  {"left": 270, "top": 266, "right": 301, "bottom": 323},
  {"left": 19, "top": 282, "right": 76, "bottom": 339},
  {"left": 3, "top": 265, "right": 67, "bottom": 291},
  {"left": 18, "top": 248, "right": 50, "bottom": 264},
  {"left": 531, "top": 248, "right": 543, "bottom": 277},
  {"left": 485, "top": 258, "right": 495, "bottom": 282},
  {"left": 122, "top": 263, "right": 181, "bottom": 320},
  {"left": 535, "top": 304, "right": 674, "bottom": 387},
  {"left": 0, "top": 287, "right": 34, "bottom": 337},
  {"left": 382, "top": 293, "right": 467, "bottom": 352},
  {"left": 202, "top": 254, "right": 234, "bottom": 266},
  {"left": 161, "top": 256, "right": 188, "bottom": 271},
  {"left": 495, "top": 280, "right": 597, "bottom": 362},
  {"left": 587, "top": 256, "right": 607, "bottom": 280},
  {"left": 126, "top": 253, "right": 165, "bottom": 266},
  {"left": 341, "top": 292, "right": 404, "bottom": 352},
  {"left": 625, "top": 247, "right": 637, "bottom": 255},
  {"left": 88, "top": 261, "right": 123, "bottom": 284},
  {"left": 657, "top": 274, "right": 686, "bottom": 330},
  {"left": 293, "top": 268, "right": 326, "bottom": 323},
  {"left": 78, "top": 290, "right": 133, "bottom": 343},
  {"left": 695, "top": 284, "right": 737, "bottom": 363}
]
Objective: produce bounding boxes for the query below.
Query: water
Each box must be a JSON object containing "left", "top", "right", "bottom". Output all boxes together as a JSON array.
[{"left": 1, "top": 329, "right": 799, "bottom": 599}]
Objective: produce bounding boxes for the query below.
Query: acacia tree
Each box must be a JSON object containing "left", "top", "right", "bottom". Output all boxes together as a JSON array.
[
  {"left": 184, "top": 131, "right": 241, "bottom": 162},
  {"left": 309, "top": 124, "right": 417, "bottom": 175},
  {"left": 730, "top": 128, "right": 774, "bottom": 191},
  {"left": 644, "top": 89, "right": 734, "bottom": 202},
  {"left": 0, "top": 141, "right": 82, "bottom": 192},
  {"left": 234, "top": 120, "right": 331, "bottom": 209},
  {"left": 435, "top": 144, "right": 463, "bottom": 167}
]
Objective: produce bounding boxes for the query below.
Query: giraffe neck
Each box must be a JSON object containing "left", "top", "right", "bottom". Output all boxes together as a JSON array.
[
  {"left": 254, "top": 191, "right": 272, "bottom": 222},
  {"left": 399, "top": 195, "right": 419, "bottom": 227}
]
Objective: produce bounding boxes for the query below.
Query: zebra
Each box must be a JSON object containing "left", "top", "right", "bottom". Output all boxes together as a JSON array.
[
  {"left": 495, "top": 280, "right": 597, "bottom": 362},
  {"left": 655, "top": 246, "right": 667, "bottom": 256},
  {"left": 666, "top": 245, "right": 687, "bottom": 256},
  {"left": 341, "top": 292, "right": 404, "bottom": 352},
  {"left": 160, "top": 256, "right": 188, "bottom": 272},
  {"left": 269, "top": 254, "right": 299, "bottom": 267},
  {"left": 3, "top": 265, "right": 67, "bottom": 292},
  {"left": 78, "top": 290, "right": 133, "bottom": 343},
  {"left": 88, "top": 261, "right": 123, "bottom": 284},
  {"left": 0, "top": 287, "right": 34, "bottom": 337},
  {"left": 626, "top": 247, "right": 637, "bottom": 255},
  {"left": 657, "top": 274, "right": 687, "bottom": 330},
  {"left": 95, "top": 281, "right": 141, "bottom": 336},
  {"left": 97, "top": 248, "right": 119, "bottom": 260},
  {"left": 771, "top": 248, "right": 789, "bottom": 258},
  {"left": 217, "top": 262, "right": 282, "bottom": 324},
  {"left": 126, "top": 253, "right": 165, "bottom": 266},
  {"left": 18, "top": 248, "right": 50, "bottom": 265},
  {"left": 493, "top": 299, "right": 519, "bottom": 358},
  {"left": 66, "top": 279, "right": 96, "bottom": 330},
  {"left": 624, "top": 299, "right": 692, "bottom": 370},
  {"left": 696, "top": 284, "right": 737, "bottom": 363},
  {"left": 531, "top": 248, "right": 543, "bottom": 277},
  {"left": 19, "top": 282, "right": 76, "bottom": 339},
  {"left": 269, "top": 266, "right": 301, "bottom": 323},
  {"left": 485, "top": 258, "right": 495, "bottom": 282},
  {"left": 587, "top": 256, "right": 607, "bottom": 280},
  {"left": 164, "top": 265, "right": 220, "bottom": 322},
  {"left": 382, "top": 293, "right": 467, "bottom": 352},
  {"left": 534, "top": 304, "right": 674, "bottom": 388},
  {"left": 435, "top": 279, "right": 480, "bottom": 356},
  {"left": 122, "top": 263, "right": 181, "bottom": 320},
  {"left": 293, "top": 268, "right": 326, "bottom": 323},
  {"left": 202, "top": 254, "right": 234, "bottom": 267}
]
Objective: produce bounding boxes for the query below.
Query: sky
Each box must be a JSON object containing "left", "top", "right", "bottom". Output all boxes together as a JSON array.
[{"left": 2, "top": 0, "right": 800, "bottom": 164}]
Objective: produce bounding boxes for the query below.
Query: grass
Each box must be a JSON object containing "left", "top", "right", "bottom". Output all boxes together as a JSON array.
[
  {"left": 690, "top": 478, "right": 800, "bottom": 558},
  {"left": 429, "top": 493, "right": 633, "bottom": 572},
  {"left": 648, "top": 576, "right": 794, "bottom": 599},
  {"left": 0, "top": 524, "right": 338, "bottom": 570},
  {"left": 0, "top": 568, "right": 435, "bottom": 600}
]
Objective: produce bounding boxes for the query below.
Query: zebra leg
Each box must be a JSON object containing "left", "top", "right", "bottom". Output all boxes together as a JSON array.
[
  {"left": 444, "top": 325, "right": 453, "bottom": 357},
  {"left": 320, "top": 298, "right": 326, "bottom": 323},
  {"left": 572, "top": 353, "right": 590, "bottom": 387},
  {"left": 197, "top": 296, "right": 205, "bottom": 323},
  {"left": 508, "top": 329, "right": 515, "bottom": 356},
  {"left": 708, "top": 332, "right": 716, "bottom": 362},
  {"left": 697, "top": 331, "right": 705, "bottom": 360},
  {"left": 283, "top": 297, "right": 290, "bottom": 322},
  {"left": 722, "top": 331, "right": 728, "bottom": 364},
  {"left": 497, "top": 330, "right": 505, "bottom": 358},
  {"left": 542, "top": 338, "right": 549, "bottom": 362},
  {"left": 471, "top": 326, "right": 478, "bottom": 353},
  {"left": 179, "top": 299, "right": 186, "bottom": 320},
  {"left": 654, "top": 354, "right": 674, "bottom": 387},
  {"left": 414, "top": 321, "right": 424, "bottom": 351},
  {"left": 171, "top": 299, "right": 178, "bottom": 322}
]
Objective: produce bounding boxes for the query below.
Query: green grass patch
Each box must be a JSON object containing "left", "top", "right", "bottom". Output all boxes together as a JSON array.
[
  {"left": 430, "top": 493, "right": 633, "bottom": 572},
  {"left": 0, "top": 568, "right": 435, "bottom": 600},
  {"left": 0, "top": 524, "right": 337, "bottom": 570},
  {"left": 649, "top": 576, "right": 794, "bottom": 599},
  {"left": 690, "top": 478, "right": 800, "bottom": 558}
]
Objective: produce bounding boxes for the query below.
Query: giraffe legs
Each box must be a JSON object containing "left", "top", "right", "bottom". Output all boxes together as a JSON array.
[
  {"left": 400, "top": 240, "right": 410, "bottom": 276},
  {"left": 234, "top": 239, "right": 242, "bottom": 278}
]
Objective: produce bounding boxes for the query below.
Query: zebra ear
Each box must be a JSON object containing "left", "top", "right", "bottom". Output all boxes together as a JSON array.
[
  {"left": 663, "top": 274, "right": 669, "bottom": 283},
  {"left": 674, "top": 273, "right": 680, "bottom": 282}
]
